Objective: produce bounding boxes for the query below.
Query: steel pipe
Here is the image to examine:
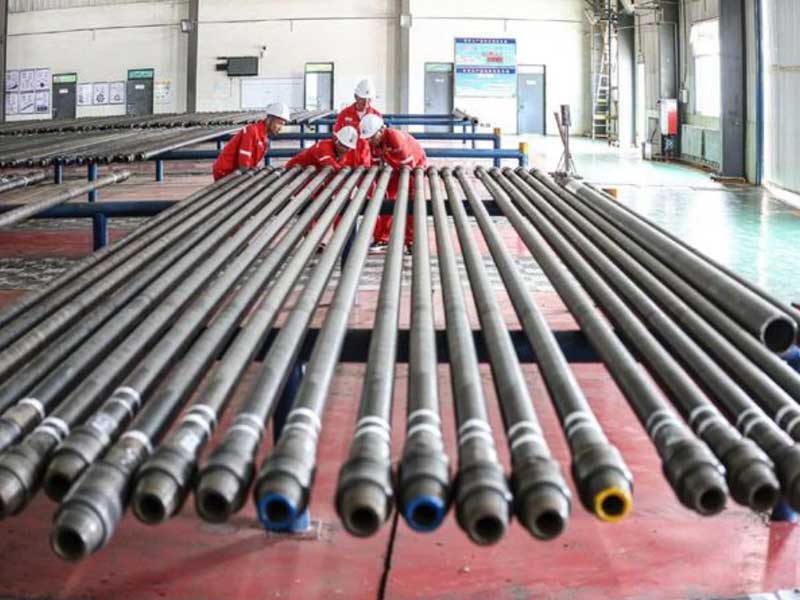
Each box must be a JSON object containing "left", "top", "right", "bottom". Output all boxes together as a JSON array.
[
  {"left": 130, "top": 168, "right": 368, "bottom": 526},
  {"left": 453, "top": 167, "right": 633, "bottom": 525},
  {"left": 510, "top": 169, "right": 781, "bottom": 512},
  {"left": 427, "top": 167, "right": 512, "bottom": 545},
  {"left": 561, "top": 179, "right": 796, "bottom": 352},
  {"left": 478, "top": 167, "right": 728, "bottom": 516},
  {"left": 0, "top": 172, "right": 242, "bottom": 331},
  {"left": 0, "top": 172, "right": 130, "bottom": 230},
  {"left": 41, "top": 168, "right": 326, "bottom": 502},
  {"left": 442, "top": 167, "right": 573, "bottom": 538},
  {"left": 394, "top": 169, "right": 451, "bottom": 533},
  {"left": 0, "top": 171, "right": 47, "bottom": 195},
  {"left": 335, "top": 168, "right": 410, "bottom": 537},
  {"left": 0, "top": 170, "right": 310, "bottom": 519},
  {"left": 251, "top": 167, "right": 393, "bottom": 532}
]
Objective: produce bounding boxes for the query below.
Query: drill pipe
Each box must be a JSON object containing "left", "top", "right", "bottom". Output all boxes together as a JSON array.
[
  {"left": 334, "top": 168, "right": 410, "bottom": 537},
  {"left": 41, "top": 168, "right": 324, "bottom": 501},
  {"left": 453, "top": 167, "right": 634, "bottom": 524},
  {"left": 442, "top": 167, "right": 573, "bottom": 538},
  {"left": 0, "top": 170, "right": 269, "bottom": 372},
  {"left": 533, "top": 171, "right": 800, "bottom": 433},
  {"left": 428, "top": 167, "right": 512, "bottom": 546},
  {"left": 0, "top": 171, "right": 283, "bottom": 426},
  {"left": 131, "top": 168, "right": 369, "bottom": 526},
  {"left": 0, "top": 171, "right": 47, "bottom": 195},
  {"left": 250, "top": 167, "right": 393, "bottom": 532},
  {"left": 0, "top": 171, "right": 308, "bottom": 519},
  {"left": 509, "top": 169, "right": 780, "bottom": 512},
  {"left": 477, "top": 167, "right": 728, "bottom": 516},
  {"left": 48, "top": 168, "right": 348, "bottom": 560},
  {"left": 0, "top": 172, "right": 130, "bottom": 230},
  {"left": 0, "top": 172, "right": 244, "bottom": 331},
  {"left": 559, "top": 179, "right": 796, "bottom": 352},
  {"left": 525, "top": 170, "right": 797, "bottom": 509},
  {"left": 582, "top": 181, "right": 800, "bottom": 331},
  {"left": 394, "top": 169, "right": 451, "bottom": 533}
]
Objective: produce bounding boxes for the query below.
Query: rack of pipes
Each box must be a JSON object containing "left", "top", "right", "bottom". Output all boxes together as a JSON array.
[{"left": 0, "top": 165, "right": 797, "bottom": 563}]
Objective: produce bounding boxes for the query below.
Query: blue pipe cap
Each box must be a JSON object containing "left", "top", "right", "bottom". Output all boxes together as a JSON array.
[
  {"left": 256, "top": 493, "right": 309, "bottom": 532},
  {"left": 404, "top": 495, "right": 446, "bottom": 533}
]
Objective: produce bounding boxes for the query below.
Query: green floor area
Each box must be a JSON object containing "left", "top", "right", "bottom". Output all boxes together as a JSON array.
[{"left": 517, "top": 136, "right": 800, "bottom": 305}]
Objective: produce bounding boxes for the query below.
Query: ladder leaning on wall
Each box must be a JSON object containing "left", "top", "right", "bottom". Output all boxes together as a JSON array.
[{"left": 591, "top": 4, "right": 619, "bottom": 143}]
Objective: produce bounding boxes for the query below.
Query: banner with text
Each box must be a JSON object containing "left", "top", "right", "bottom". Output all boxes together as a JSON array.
[{"left": 454, "top": 37, "right": 516, "bottom": 98}]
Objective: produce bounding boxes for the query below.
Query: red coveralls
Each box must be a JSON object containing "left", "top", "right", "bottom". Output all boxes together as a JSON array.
[
  {"left": 285, "top": 139, "right": 371, "bottom": 170},
  {"left": 212, "top": 121, "right": 269, "bottom": 181},
  {"left": 372, "top": 129, "right": 427, "bottom": 246},
  {"left": 333, "top": 103, "right": 383, "bottom": 134}
]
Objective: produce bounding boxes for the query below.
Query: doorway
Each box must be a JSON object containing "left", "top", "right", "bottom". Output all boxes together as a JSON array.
[
  {"left": 424, "top": 63, "right": 454, "bottom": 132},
  {"left": 517, "top": 65, "right": 546, "bottom": 135},
  {"left": 52, "top": 73, "right": 77, "bottom": 120},
  {"left": 305, "top": 63, "right": 334, "bottom": 111}
]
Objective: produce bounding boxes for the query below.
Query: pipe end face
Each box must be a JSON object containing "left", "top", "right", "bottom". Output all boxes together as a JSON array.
[
  {"left": 195, "top": 468, "right": 244, "bottom": 524},
  {"left": 593, "top": 486, "right": 633, "bottom": 523},
  {"left": 257, "top": 493, "right": 298, "bottom": 531},
  {"left": 132, "top": 471, "right": 180, "bottom": 525},
  {"left": 762, "top": 316, "right": 797, "bottom": 354},
  {"left": 683, "top": 466, "right": 728, "bottom": 516},
  {"left": 0, "top": 469, "right": 26, "bottom": 519},
  {"left": 459, "top": 489, "right": 510, "bottom": 546},
  {"left": 338, "top": 483, "right": 388, "bottom": 538},
  {"left": 519, "top": 487, "right": 570, "bottom": 540},
  {"left": 405, "top": 494, "right": 447, "bottom": 533},
  {"left": 50, "top": 505, "right": 104, "bottom": 561}
]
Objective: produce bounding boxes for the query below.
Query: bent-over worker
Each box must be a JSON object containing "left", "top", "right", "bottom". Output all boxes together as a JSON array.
[{"left": 285, "top": 126, "right": 371, "bottom": 170}]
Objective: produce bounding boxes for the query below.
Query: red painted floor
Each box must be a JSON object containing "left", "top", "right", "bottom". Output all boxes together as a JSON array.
[{"left": 0, "top": 169, "right": 798, "bottom": 600}]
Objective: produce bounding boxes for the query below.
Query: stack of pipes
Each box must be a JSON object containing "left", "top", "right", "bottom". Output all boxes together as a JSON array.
[{"left": 0, "top": 165, "right": 795, "bottom": 562}]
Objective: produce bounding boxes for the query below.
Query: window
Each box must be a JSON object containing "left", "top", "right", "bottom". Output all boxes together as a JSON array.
[{"left": 691, "top": 19, "right": 721, "bottom": 118}]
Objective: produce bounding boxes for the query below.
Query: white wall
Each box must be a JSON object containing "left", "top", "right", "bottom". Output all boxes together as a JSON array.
[
  {"left": 196, "top": 0, "right": 398, "bottom": 113},
  {"left": 6, "top": 1, "right": 188, "bottom": 119},
  {"left": 408, "top": 0, "right": 589, "bottom": 134}
]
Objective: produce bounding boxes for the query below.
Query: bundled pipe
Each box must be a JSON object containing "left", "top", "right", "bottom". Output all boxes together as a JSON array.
[
  {"left": 559, "top": 179, "right": 796, "bottom": 352},
  {"left": 41, "top": 168, "right": 319, "bottom": 502},
  {"left": 506, "top": 169, "right": 781, "bottom": 511},
  {"left": 536, "top": 174, "right": 800, "bottom": 409},
  {"left": 478, "top": 167, "right": 729, "bottom": 516},
  {"left": 129, "top": 167, "right": 368, "bottom": 527},
  {"left": 48, "top": 169, "right": 344, "bottom": 560},
  {"left": 582, "top": 181, "right": 800, "bottom": 330},
  {"left": 453, "top": 167, "right": 634, "bottom": 525},
  {"left": 521, "top": 169, "right": 799, "bottom": 509},
  {"left": 251, "top": 167, "right": 391, "bottom": 532},
  {"left": 441, "top": 167, "right": 573, "bottom": 539},
  {"left": 0, "top": 171, "right": 277, "bottom": 408},
  {"left": 0, "top": 171, "right": 47, "bottom": 195},
  {"left": 0, "top": 172, "right": 130, "bottom": 229},
  {"left": 0, "top": 172, "right": 245, "bottom": 333},
  {"left": 393, "top": 169, "right": 451, "bottom": 533},
  {"left": 428, "top": 167, "right": 512, "bottom": 546},
  {"left": 335, "top": 168, "right": 411, "bottom": 537},
  {"left": 0, "top": 170, "right": 307, "bottom": 520}
]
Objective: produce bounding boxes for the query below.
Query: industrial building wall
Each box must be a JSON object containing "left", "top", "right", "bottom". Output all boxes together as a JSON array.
[
  {"left": 407, "top": 0, "right": 589, "bottom": 135},
  {"left": 195, "top": 0, "right": 399, "bottom": 113},
  {"left": 763, "top": 0, "right": 800, "bottom": 196},
  {"left": 6, "top": 1, "right": 188, "bottom": 119}
]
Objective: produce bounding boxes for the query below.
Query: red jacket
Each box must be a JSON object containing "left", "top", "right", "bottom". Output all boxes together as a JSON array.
[
  {"left": 213, "top": 121, "right": 269, "bottom": 181},
  {"left": 285, "top": 139, "right": 372, "bottom": 170},
  {"left": 374, "top": 129, "right": 427, "bottom": 171},
  {"left": 333, "top": 103, "right": 383, "bottom": 134}
]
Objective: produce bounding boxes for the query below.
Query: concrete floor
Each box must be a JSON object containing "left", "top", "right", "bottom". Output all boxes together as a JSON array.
[{"left": 0, "top": 138, "right": 798, "bottom": 600}]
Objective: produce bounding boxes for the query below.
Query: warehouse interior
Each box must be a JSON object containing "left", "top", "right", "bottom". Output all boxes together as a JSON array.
[{"left": 0, "top": 1, "right": 799, "bottom": 599}]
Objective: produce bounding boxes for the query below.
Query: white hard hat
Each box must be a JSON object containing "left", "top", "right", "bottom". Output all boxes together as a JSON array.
[
  {"left": 360, "top": 114, "right": 384, "bottom": 139},
  {"left": 266, "top": 101, "right": 291, "bottom": 122},
  {"left": 354, "top": 78, "right": 376, "bottom": 100},
  {"left": 335, "top": 126, "right": 359, "bottom": 150}
]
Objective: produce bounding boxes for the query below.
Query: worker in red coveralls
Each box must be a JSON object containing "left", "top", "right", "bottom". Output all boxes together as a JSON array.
[
  {"left": 285, "top": 126, "right": 371, "bottom": 170},
  {"left": 333, "top": 78, "right": 383, "bottom": 134},
  {"left": 212, "top": 102, "right": 291, "bottom": 181},
  {"left": 360, "top": 114, "right": 426, "bottom": 250}
]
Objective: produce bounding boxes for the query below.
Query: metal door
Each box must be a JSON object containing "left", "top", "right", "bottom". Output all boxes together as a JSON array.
[
  {"left": 52, "top": 74, "right": 77, "bottom": 120},
  {"left": 126, "top": 78, "right": 154, "bottom": 116},
  {"left": 517, "top": 67, "right": 546, "bottom": 135},
  {"left": 424, "top": 64, "right": 453, "bottom": 132}
]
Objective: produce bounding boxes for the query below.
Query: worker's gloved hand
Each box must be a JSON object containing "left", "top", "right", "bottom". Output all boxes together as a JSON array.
[{"left": 237, "top": 167, "right": 250, "bottom": 175}]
